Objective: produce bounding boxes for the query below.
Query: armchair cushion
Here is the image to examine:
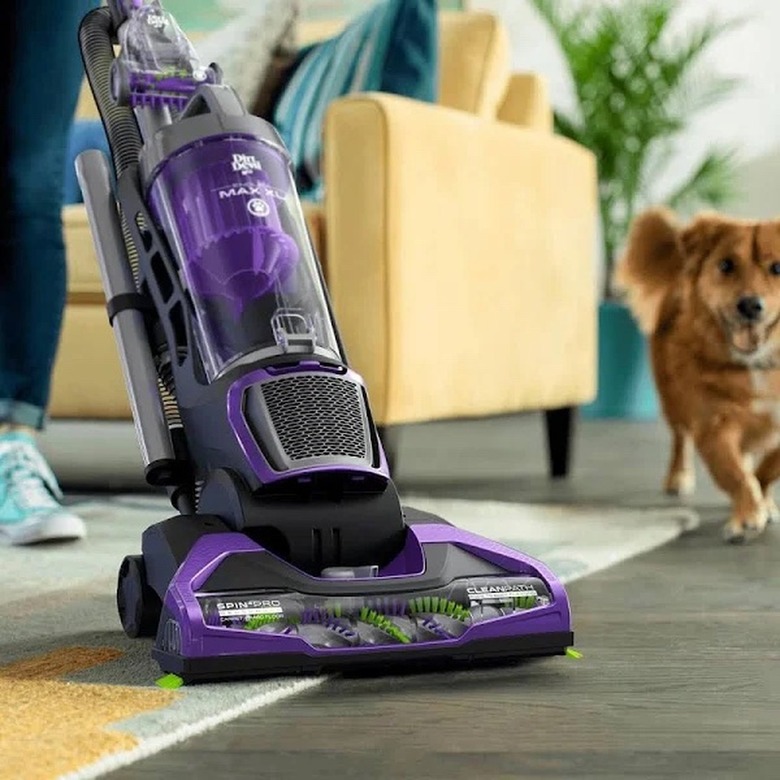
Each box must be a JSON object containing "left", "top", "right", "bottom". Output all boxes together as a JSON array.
[
  {"left": 272, "top": 0, "right": 438, "bottom": 198},
  {"left": 438, "top": 12, "right": 511, "bottom": 118},
  {"left": 498, "top": 73, "right": 554, "bottom": 133},
  {"left": 194, "top": 0, "right": 297, "bottom": 110}
]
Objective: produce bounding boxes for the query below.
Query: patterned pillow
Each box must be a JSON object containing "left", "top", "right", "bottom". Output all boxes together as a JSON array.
[
  {"left": 195, "top": 0, "right": 299, "bottom": 111},
  {"left": 271, "top": 0, "right": 438, "bottom": 200}
]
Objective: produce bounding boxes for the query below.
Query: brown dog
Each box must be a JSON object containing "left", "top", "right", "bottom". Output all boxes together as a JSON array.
[{"left": 614, "top": 207, "right": 780, "bottom": 542}]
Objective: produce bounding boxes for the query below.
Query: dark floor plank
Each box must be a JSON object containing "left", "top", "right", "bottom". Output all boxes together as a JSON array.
[{"left": 108, "top": 417, "right": 780, "bottom": 780}]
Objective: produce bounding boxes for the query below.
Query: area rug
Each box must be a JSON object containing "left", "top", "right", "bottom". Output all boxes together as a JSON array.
[{"left": 0, "top": 495, "right": 698, "bottom": 780}]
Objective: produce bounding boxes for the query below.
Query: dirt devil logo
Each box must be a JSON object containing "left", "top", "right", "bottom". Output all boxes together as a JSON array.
[
  {"left": 146, "top": 13, "right": 167, "bottom": 29},
  {"left": 231, "top": 154, "right": 263, "bottom": 176}
]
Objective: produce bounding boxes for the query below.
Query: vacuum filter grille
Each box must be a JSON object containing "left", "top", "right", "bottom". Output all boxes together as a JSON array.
[{"left": 261, "top": 374, "right": 368, "bottom": 462}]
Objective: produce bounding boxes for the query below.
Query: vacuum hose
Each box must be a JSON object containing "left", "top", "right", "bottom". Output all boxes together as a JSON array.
[{"left": 78, "top": 7, "right": 142, "bottom": 177}]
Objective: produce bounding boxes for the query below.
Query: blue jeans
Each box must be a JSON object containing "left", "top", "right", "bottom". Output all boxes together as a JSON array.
[{"left": 0, "top": 0, "right": 100, "bottom": 429}]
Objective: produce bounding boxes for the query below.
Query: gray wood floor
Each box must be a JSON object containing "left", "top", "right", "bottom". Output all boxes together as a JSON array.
[{"left": 107, "top": 414, "right": 780, "bottom": 780}]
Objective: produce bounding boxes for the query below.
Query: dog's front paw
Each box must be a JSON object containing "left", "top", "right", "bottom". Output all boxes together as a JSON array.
[
  {"left": 723, "top": 508, "right": 769, "bottom": 544},
  {"left": 665, "top": 469, "right": 696, "bottom": 497},
  {"left": 723, "top": 519, "right": 747, "bottom": 543},
  {"left": 765, "top": 496, "right": 780, "bottom": 523}
]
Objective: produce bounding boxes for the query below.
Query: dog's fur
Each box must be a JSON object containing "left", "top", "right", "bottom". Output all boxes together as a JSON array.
[{"left": 614, "top": 207, "right": 780, "bottom": 541}]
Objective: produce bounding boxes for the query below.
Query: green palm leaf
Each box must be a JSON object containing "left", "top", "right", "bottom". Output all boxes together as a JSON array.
[
  {"left": 530, "top": 0, "right": 744, "bottom": 296},
  {"left": 665, "top": 148, "right": 742, "bottom": 212}
]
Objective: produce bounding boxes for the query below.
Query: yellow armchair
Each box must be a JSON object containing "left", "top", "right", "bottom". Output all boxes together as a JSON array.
[{"left": 50, "top": 11, "right": 598, "bottom": 478}]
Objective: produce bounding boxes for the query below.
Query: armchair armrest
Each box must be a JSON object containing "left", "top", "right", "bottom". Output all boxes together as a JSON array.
[
  {"left": 497, "top": 73, "right": 553, "bottom": 133},
  {"left": 324, "top": 93, "right": 598, "bottom": 426}
]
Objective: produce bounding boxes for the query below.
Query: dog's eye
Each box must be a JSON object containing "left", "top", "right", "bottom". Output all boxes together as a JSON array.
[
  {"left": 770, "top": 262, "right": 780, "bottom": 276},
  {"left": 719, "top": 258, "right": 736, "bottom": 275}
]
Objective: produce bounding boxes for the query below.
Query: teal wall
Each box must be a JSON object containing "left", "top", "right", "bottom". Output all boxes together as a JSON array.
[{"left": 166, "top": 1, "right": 463, "bottom": 33}]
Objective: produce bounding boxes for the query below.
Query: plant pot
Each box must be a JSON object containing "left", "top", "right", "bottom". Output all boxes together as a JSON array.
[{"left": 582, "top": 299, "right": 660, "bottom": 420}]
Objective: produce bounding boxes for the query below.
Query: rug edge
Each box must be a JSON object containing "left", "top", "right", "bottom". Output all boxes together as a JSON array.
[{"left": 56, "top": 676, "right": 326, "bottom": 780}]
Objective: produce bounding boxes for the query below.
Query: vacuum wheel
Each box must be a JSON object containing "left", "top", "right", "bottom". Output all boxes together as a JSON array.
[
  {"left": 117, "top": 555, "right": 162, "bottom": 638},
  {"left": 110, "top": 59, "right": 132, "bottom": 106}
]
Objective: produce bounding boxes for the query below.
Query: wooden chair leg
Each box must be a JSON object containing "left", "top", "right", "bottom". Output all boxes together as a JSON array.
[{"left": 544, "top": 407, "right": 575, "bottom": 479}]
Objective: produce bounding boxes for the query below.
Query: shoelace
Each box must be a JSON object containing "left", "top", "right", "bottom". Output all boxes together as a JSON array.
[{"left": 0, "top": 443, "right": 61, "bottom": 511}]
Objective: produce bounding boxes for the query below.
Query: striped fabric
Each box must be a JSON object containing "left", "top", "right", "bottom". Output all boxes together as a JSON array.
[{"left": 272, "top": 0, "right": 438, "bottom": 200}]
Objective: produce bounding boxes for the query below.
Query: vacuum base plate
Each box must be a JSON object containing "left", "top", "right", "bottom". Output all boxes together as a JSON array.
[{"left": 152, "top": 631, "right": 574, "bottom": 683}]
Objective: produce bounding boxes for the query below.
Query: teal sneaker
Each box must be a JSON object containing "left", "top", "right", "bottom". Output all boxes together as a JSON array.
[{"left": 0, "top": 431, "right": 86, "bottom": 545}]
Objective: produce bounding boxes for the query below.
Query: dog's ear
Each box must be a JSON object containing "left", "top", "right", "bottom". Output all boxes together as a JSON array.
[{"left": 679, "top": 213, "right": 727, "bottom": 275}]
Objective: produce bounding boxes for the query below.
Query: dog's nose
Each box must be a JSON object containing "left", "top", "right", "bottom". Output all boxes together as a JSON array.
[{"left": 737, "top": 296, "right": 765, "bottom": 321}]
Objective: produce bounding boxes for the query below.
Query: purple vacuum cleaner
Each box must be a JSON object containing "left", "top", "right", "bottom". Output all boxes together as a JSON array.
[{"left": 76, "top": 0, "right": 574, "bottom": 683}]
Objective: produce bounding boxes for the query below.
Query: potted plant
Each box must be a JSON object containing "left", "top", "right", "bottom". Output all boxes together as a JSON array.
[{"left": 531, "top": 0, "right": 743, "bottom": 419}]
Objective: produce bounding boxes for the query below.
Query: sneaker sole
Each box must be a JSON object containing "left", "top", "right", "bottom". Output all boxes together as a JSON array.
[{"left": 0, "top": 513, "right": 87, "bottom": 546}]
